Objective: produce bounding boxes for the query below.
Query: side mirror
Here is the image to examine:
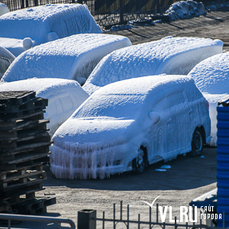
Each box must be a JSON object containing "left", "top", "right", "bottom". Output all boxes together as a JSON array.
[
  {"left": 149, "top": 111, "right": 160, "bottom": 124},
  {"left": 47, "top": 32, "right": 59, "bottom": 42},
  {"left": 23, "top": 37, "right": 33, "bottom": 50}
]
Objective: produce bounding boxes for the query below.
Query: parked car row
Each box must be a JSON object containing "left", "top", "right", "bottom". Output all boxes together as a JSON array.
[{"left": 0, "top": 3, "right": 227, "bottom": 179}]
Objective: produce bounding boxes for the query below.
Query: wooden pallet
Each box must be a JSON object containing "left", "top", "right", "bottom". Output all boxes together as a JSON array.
[
  {"left": 0, "top": 91, "right": 55, "bottom": 214},
  {"left": 0, "top": 91, "right": 36, "bottom": 105},
  {"left": 12, "top": 196, "right": 56, "bottom": 214}
]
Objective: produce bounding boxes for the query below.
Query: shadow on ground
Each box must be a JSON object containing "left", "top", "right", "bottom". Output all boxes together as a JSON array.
[{"left": 43, "top": 147, "right": 216, "bottom": 191}]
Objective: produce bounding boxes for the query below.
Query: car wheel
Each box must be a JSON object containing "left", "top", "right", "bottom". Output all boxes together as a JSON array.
[
  {"left": 132, "top": 147, "right": 146, "bottom": 174},
  {"left": 191, "top": 128, "right": 204, "bottom": 156}
]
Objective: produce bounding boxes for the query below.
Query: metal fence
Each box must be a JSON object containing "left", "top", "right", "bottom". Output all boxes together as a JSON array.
[
  {"left": 78, "top": 201, "right": 226, "bottom": 229},
  {"left": 1, "top": 0, "right": 224, "bottom": 27}
]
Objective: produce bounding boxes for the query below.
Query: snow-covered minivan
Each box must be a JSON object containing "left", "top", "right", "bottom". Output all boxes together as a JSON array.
[
  {"left": 0, "top": 4, "right": 101, "bottom": 56},
  {"left": 50, "top": 74, "right": 211, "bottom": 179},
  {"left": 0, "top": 78, "right": 89, "bottom": 136}
]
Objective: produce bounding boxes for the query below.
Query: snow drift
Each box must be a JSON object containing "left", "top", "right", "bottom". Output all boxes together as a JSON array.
[
  {"left": 188, "top": 52, "right": 229, "bottom": 146},
  {"left": 0, "top": 4, "right": 101, "bottom": 56},
  {"left": 83, "top": 36, "right": 223, "bottom": 95},
  {"left": 0, "top": 78, "right": 89, "bottom": 135},
  {"left": 165, "top": 1, "right": 206, "bottom": 21},
  {"left": 51, "top": 74, "right": 210, "bottom": 179},
  {"left": 2, "top": 34, "right": 131, "bottom": 84}
]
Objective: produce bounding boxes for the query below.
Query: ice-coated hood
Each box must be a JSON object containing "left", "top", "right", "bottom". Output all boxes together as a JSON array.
[{"left": 52, "top": 117, "right": 135, "bottom": 149}]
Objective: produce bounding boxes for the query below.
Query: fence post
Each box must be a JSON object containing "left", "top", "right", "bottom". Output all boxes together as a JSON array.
[
  {"left": 21, "top": 0, "right": 24, "bottom": 8},
  {"left": 78, "top": 209, "right": 96, "bottom": 229},
  {"left": 119, "top": 0, "right": 124, "bottom": 24},
  {"left": 72, "top": 0, "right": 76, "bottom": 3},
  {"left": 26, "top": 0, "right": 29, "bottom": 7},
  {"left": 34, "top": 0, "right": 38, "bottom": 6}
]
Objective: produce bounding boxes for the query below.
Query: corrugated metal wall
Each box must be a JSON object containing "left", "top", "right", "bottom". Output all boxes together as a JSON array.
[{"left": 217, "top": 104, "right": 229, "bottom": 227}]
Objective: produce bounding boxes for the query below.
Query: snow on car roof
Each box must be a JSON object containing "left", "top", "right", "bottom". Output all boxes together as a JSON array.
[
  {"left": 0, "top": 78, "right": 85, "bottom": 98},
  {"left": 1, "top": 34, "right": 131, "bottom": 83},
  {"left": 74, "top": 74, "right": 194, "bottom": 119},
  {"left": 188, "top": 52, "right": 229, "bottom": 95},
  {"left": 83, "top": 36, "right": 223, "bottom": 95},
  {"left": 0, "top": 4, "right": 101, "bottom": 42}
]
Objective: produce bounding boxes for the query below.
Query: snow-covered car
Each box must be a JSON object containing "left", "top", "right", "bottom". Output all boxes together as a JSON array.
[
  {"left": 83, "top": 36, "right": 223, "bottom": 95},
  {"left": 188, "top": 52, "right": 229, "bottom": 146},
  {"left": 0, "top": 4, "right": 101, "bottom": 56},
  {"left": 0, "top": 3, "right": 9, "bottom": 16},
  {"left": 1, "top": 34, "right": 131, "bottom": 85},
  {"left": 0, "top": 46, "right": 15, "bottom": 79},
  {"left": 0, "top": 78, "right": 89, "bottom": 135},
  {"left": 50, "top": 74, "right": 211, "bottom": 179}
]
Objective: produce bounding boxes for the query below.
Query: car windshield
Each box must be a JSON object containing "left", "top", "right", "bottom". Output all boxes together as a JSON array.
[{"left": 75, "top": 93, "right": 146, "bottom": 119}]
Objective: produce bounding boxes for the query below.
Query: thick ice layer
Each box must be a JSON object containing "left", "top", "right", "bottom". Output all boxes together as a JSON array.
[
  {"left": 188, "top": 52, "right": 229, "bottom": 146},
  {"left": 83, "top": 36, "right": 223, "bottom": 95},
  {"left": 0, "top": 4, "right": 101, "bottom": 56},
  {"left": 0, "top": 46, "right": 15, "bottom": 78},
  {"left": 203, "top": 93, "right": 228, "bottom": 146},
  {"left": 0, "top": 78, "right": 89, "bottom": 135},
  {"left": 51, "top": 74, "right": 211, "bottom": 179},
  {"left": 2, "top": 34, "right": 131, "bottom": 84},
  {"left": 165, "top": 1, "right": 206, "bottom": 21}
]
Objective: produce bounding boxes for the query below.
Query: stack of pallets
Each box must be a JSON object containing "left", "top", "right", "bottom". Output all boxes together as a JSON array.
[{"left": 0, "top": 91, "right": 56, "bottom": 214}]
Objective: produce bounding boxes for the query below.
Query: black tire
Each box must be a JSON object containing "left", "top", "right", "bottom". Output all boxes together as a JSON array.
[
  {"left": 191, "top": 128, "right": 204, "bottom": 156},
  {"left": 132, "top": 147, "right": 147, "bottom": 174}
]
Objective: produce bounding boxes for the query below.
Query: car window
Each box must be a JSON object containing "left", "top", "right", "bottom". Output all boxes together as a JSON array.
[
  {"left": 58, "top": 93, "right": 73, "bottom": 112},
  {"left": 165, "top": 92, "right": 185, "bottom": 108},
  {"left": 75, "top": 94, "right": 146, "bottom": 119}
]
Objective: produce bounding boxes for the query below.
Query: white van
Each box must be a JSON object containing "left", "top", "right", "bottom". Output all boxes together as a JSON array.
[{"left": 0, "top": 78, "right": 89, "bottom": 136}]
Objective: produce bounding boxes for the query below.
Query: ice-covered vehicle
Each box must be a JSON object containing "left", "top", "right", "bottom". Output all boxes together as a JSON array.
[
  {"left": 1, "top": 34, "right": 131, "bottom": 85},
  {"left": 0, "top": 46, "right": 15, "bottom": 79},
  {"left": 50, "top": 74, "right": 211, "bottom": 179},
  {"left": 0, "top": 4, "right": 101, "bottom": 56},
  {"left": 83, "top": 36, "right": 223, "bottom": 95},
  {"left": 0, "top": 78, "right": 89, "bottom": 135},
  {"left": 188, "top": 52, "right": 229, "bottom": 146}
]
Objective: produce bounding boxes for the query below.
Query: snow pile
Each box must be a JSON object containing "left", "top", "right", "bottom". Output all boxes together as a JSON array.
[
  {"left": 188, "top": 52, "right": 229, "bottom": 146},
  {"left": 165, "top": 1, "right": 206, "bottom": 21},
  {"left": 50, "top": 74, "right": 210, "bottom": 179},
  {"left": 1, "top": 34, "right": 132, "bottom": 84},
  {"left": 0, "top": 3, "right": 9, "bottom": 16},
  {"left": 0, "top": 78, "right": 89, "bottom": 135},
  {"left": 0, "top": 4, "right": 101, "bottom": 56},
  {"left": 0, "top": 46, "right": 15, "bottom": 78},
  {"left": 83, "top": 36, "right": 223, "bottom": 95}
]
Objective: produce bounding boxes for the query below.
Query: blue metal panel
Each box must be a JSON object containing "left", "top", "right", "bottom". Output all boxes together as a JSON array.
[{"left": 217, "top": 104, "right": 229, "bottom": 227}]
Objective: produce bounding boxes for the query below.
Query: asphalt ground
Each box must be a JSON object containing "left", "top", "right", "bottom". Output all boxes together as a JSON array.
[{"left": 2, "top": 10, "right": 228, "bottom": 229}]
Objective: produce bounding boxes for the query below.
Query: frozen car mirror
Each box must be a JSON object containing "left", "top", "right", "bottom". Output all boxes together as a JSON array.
[
  {"left": 149, "top": 111, "right": 160, "bottom": 124},
  {"left": 23, "top": 37, "right": 34, "bottom": 50},
  {"left": 47, "top": 32, "right": 59, "bottom": 42}
]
